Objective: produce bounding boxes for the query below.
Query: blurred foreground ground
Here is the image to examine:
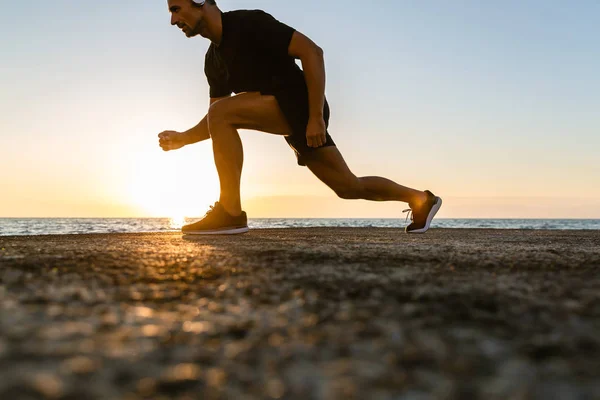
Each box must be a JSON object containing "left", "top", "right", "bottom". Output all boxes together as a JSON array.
[{"left": 1, "top": 228, "right": 599, "bottom": 399}]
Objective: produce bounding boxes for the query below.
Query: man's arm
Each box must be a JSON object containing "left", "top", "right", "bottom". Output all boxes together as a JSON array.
[
  {"left": 288, "top": 31, "right": 327, "bottom": 148},
  {"left": 158, "top": 96, "right": 229, "bottom": 151}
]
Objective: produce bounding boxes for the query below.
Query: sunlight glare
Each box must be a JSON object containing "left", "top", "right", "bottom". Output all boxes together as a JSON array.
[
  {"left": 169, "top": 214, "right": 187, "bottom": 229},
  {"left": 124, "top": 144, "right": 219, "bottom": 217}
]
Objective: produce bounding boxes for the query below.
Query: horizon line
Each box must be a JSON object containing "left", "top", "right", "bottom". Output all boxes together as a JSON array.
[{"left": 2, "top": 217, "right": 600, "bottom": 220}]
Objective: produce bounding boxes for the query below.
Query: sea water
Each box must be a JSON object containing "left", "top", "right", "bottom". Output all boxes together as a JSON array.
[{"left": 1, "top": 218, "right": 599, "bottom": 236}]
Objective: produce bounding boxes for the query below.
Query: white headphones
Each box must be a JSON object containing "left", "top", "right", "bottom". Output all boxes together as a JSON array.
[{"left": 192, "top": 0, "right": 206, "bottom": 5}]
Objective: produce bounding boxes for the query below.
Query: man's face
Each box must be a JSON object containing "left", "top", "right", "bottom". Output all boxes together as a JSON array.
[{"left": 167, "top": 0, "right": 207, "bottom": 38}]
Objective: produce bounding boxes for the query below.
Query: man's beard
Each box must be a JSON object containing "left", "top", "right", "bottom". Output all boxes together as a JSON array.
[{"left": 187, "top": 20, "right": 205, "bottom": 37}]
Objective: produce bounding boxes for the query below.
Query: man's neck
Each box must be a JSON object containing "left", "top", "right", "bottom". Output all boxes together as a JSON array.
[{"left": 206, "top": 9, "right": 223, "bottom": 46}]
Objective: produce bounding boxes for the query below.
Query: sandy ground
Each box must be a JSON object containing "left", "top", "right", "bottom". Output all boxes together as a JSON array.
[{"left": 0, "top": 228, "right": 599, "bottom": 400}]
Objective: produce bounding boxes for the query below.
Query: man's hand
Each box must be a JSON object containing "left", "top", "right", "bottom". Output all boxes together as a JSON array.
[
  {"left": 158, "top": 130, "right": 187, "bottom": 151},
  {"left": 306, "top": 116, "right": 327, "bottom": 148}
]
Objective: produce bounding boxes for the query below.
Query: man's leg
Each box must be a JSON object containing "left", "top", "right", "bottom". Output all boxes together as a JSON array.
[
  {"left": 207, "top": 91, "right": 427, "bottom": 211},
  {"left": 206, "top": 92, "right": 293, "bottom": 215},
  {"left": 304, "top": 147, "right": 428, "bottom": 208}
]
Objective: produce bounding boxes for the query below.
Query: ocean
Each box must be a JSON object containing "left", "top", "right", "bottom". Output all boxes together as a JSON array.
[{"left": 0, "top": 218, "right": 599, "bottom": 236}]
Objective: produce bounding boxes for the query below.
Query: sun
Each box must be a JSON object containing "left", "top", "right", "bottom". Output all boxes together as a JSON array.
[
  {"left": 169, "top": 214, "right": 187, "bottom": 229},
  {"left": 124, "top": 145, "right": 220, "bottom": 218}
]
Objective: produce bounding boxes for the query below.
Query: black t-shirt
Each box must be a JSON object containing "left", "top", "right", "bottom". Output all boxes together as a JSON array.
[{"left": 204, "top": 10, "right": 306, "bottom": 98}]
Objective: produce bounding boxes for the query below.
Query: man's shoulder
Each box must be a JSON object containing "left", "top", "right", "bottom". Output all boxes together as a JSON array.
[
  {"left": 226, "top": 9, "right": 271, "bottom": 20},
  {"left": 204, "top": 43, "right": 221, "bottom": 73},
  {"left": 225, "top": 9, "right": 277, "bottom": 27}
]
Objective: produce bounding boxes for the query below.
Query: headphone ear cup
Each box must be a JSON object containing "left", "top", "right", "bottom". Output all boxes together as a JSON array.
[{"left": 192, "top": 0, "right": 206, "bottom": 5}]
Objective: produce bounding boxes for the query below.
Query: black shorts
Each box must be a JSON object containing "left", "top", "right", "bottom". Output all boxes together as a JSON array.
[{"left": 272, "top": 92, "right": 336, "bottom": 166}]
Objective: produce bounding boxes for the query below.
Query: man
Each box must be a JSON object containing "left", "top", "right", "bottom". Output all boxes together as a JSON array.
[{"left": 159, "top": 0, "right": 442, "bottom": 234}]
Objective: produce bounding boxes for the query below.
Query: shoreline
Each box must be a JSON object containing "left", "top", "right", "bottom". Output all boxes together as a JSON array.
[{"left": 1, "top": 225, "right": 600, "bottom": 239}]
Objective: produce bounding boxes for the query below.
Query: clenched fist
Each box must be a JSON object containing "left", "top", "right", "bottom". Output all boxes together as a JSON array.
[{"left": 158, "top": 130, "right": 187, "bottom": 151}]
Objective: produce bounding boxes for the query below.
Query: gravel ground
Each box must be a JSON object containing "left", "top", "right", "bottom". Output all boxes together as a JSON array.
[{"left": 0, "top": 228, "right": 599, "bottom": 400}]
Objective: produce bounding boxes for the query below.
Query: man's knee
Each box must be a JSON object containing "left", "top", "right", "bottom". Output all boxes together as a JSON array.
[{"left": 207, "top": 100, "right": 233, "bottom": 133}]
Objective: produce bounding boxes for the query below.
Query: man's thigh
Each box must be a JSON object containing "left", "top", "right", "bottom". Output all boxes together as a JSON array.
[{"left": 210, "top": 92, "right": 293, "bottom": 136}]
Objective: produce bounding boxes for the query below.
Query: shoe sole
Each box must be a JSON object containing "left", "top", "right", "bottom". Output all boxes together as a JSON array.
[
  {"left": 406, "top": 197, "right": 442, "bottom": 234},
  {"left": 182, "top": 226, "right": 249, "bottom": 235}
]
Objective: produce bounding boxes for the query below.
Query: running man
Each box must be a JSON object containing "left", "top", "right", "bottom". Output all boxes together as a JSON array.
[{"left": 159, "top": 0, "right": 442, "bottom": 234}]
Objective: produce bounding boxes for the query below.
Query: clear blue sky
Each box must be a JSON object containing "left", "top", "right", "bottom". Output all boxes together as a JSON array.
[{"left": 1, "top": 1, "right": 599, "bottom": 217}]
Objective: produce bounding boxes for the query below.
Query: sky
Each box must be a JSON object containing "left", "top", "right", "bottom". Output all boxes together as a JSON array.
[{"left": 1, "top": 0, "right": 599, "bottom": 218}]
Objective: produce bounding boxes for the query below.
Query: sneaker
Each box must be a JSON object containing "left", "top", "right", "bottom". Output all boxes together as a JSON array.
[
  {"left": 403, "top": 190, "right": 442, "bottom": 234},
  {"left": 182, "top": 202, "right": 249, "bottom": 235}
]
